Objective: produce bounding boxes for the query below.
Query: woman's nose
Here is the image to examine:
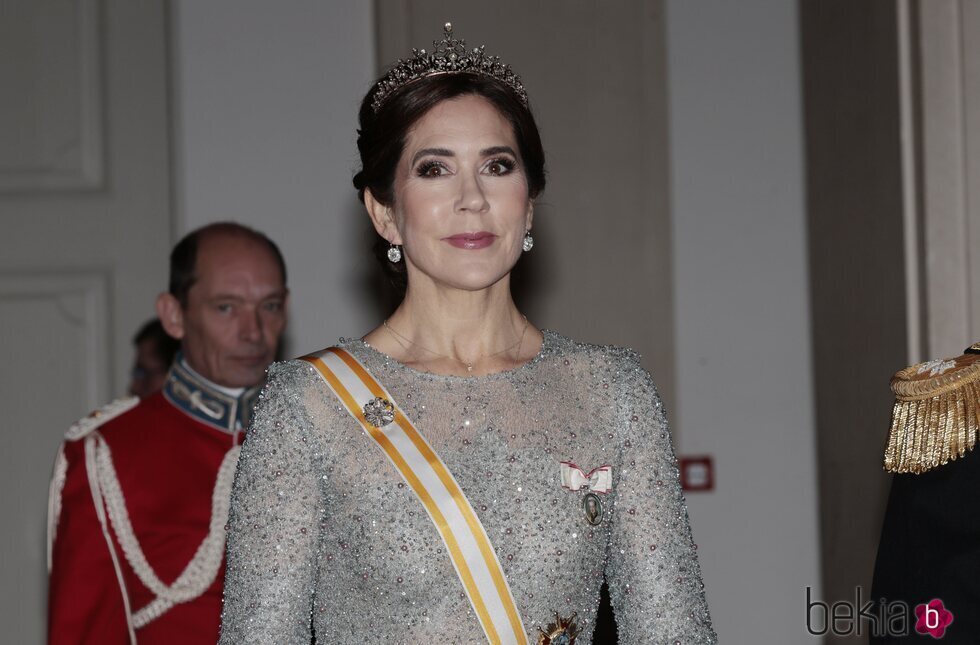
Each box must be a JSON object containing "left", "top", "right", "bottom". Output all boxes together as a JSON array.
[{"left": 455, "top": 172, "right": 490, "bottom": 213}]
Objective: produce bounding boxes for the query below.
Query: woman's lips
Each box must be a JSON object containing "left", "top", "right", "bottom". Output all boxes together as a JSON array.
[{"left": 444, "top": 232, "right": 497, "bottom": 250}]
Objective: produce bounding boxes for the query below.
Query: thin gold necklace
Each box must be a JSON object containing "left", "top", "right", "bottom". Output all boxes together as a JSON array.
[{"left": 382, "top": 316, "right": 530, "bottom": 373}]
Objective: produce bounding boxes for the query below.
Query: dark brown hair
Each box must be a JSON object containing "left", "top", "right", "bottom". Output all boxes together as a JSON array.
[{"left": 353, "top": 73, "right": 546, "bottom": 289}]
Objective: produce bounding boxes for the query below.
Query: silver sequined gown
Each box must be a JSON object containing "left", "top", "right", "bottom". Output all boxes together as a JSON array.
[{"left": 220, "top": 330, "right": 716, "bottom": 644}]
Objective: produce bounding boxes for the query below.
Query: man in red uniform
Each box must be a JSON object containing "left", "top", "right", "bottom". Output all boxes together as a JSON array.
[{"left": 47, "top": 222, "right": 289, "bottom": 644}]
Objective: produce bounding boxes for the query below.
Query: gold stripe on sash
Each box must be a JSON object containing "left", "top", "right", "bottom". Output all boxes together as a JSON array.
[{"left": 301, "top": 348, "right": 527, "bottom": 645}]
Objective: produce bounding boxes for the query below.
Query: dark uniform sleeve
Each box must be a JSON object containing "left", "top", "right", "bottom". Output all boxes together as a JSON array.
[{"left": 871, "top": 453, "right": 980, "bottom": 643}]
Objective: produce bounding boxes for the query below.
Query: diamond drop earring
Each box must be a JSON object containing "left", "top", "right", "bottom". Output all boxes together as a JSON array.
[
  {"left": 522, "top": 232, "right": 534, "bottom": 252},
  {"left": 387, "top": 244, "right": 402, "bottom": 263}
]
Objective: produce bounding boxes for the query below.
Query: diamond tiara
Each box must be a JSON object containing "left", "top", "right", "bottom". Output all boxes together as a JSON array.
[{"left": 370, "top": 22, "right": 529, "bottom": 114}]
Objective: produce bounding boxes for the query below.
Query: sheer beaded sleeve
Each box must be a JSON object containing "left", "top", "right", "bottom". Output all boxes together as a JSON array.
[
  {"left": 605, "top": 354, "right": 717, "bottom": 644},
  {"left": 219, "top": 362, "right": 322, "bottom": 644}
]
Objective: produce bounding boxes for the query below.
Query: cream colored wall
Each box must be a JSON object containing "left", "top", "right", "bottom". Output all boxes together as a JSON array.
[
  {"left": 800, "top": 3, "right": 906, "bottom": 637},
  {"left": 908, "top": 0, "right": 980, "bottom": 357},
  {"left": 666, "top": 1, "right": 821, "bottom": 642},
  {"left": 171, "top": 0, "right": 378, "bottom": 358}
]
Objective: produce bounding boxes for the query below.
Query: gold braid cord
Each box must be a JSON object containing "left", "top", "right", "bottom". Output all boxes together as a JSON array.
[{"left": 883, "top": 343, "right": 980, "bottom": 473}]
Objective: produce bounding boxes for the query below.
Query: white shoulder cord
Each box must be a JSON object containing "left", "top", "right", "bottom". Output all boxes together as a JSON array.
[
  {"left": 47, "top": 445, "right": 68, "bottom": 571},
  {"left": 50, "top": 395, "right": 239, "bottom": 635},
  {"left": 94, "top": 438, "right": 241, "bottom": 627},
  {"left": 48, "top": 397, "right": 139, "bottom": 571},
  {"left": 85, "top": 434, "right": 138, "bottom": 645}
]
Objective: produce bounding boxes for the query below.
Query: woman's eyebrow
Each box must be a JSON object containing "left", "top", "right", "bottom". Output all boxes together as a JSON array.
[
  {"left": 410, "top": 145, "right": 517, "bottom": 165},
  {"left": 480, "top": 145, "right": 516, "bottom": 157},
  {"left": 411, "top": 147, "right": 453, "bottom": 164}
]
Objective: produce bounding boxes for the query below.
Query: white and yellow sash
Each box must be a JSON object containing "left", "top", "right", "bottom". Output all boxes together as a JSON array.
[{"left": 301, "top": 347, "right": 528, "bottom": 645}]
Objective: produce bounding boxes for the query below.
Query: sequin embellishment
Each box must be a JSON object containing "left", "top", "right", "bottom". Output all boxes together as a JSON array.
[
  {"left": 362, "top": 397, "right": 395, "bottom": 428},
  {"left": 219, "top": 331, "right": 718, "bottom": 644}
]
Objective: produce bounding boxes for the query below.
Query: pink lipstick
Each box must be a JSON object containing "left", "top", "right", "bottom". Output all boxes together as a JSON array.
[{"left": 444, "top": 231, "right": 497, "bottom": 250}]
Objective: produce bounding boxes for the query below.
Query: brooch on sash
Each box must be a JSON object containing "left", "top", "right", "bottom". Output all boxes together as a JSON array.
[
  {"left": 560, "top": 462, "right": 612, "bottom": 526},
  {"left": 537, "top": 612, "right": 581, "bottom": 645},
  {"left": 362, "top": 397, "right": 395, "bottom": 428}
]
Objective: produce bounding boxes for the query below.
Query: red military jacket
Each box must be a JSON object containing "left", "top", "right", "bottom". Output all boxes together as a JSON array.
[{"left": 48, "top": 360, "right": 259, "bottom": 644}]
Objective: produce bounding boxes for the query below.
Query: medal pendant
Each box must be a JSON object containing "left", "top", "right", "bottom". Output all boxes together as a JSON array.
[
  {"left": 582, "top": 492, "right": 603, "bottom": 526},
  {"left": 537, "top": 612, "right": 580, "bottom": 645}
]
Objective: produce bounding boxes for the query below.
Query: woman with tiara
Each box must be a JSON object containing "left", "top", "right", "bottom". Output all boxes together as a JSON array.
[{"left": 219, "top": 23, "right": 716, "bottom": 644}]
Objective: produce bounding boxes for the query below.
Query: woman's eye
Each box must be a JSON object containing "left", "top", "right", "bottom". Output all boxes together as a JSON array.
[
  {"left": 416, "top": 161, "right": 447, "bottom": 177},
  {"left": 486, "top": 158, "right": 515, "bottom": 176}
]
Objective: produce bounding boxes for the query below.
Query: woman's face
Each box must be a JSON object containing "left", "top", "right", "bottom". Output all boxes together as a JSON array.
[{"left": 373, "top": 94, "right": 533, "bottom": 292}]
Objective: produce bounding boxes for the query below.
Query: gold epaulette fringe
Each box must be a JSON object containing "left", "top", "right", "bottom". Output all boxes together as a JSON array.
[{"left": 883, "top": 343, "right": 980, "bottom": 474}]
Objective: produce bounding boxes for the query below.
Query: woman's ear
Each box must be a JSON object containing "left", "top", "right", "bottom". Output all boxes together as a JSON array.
[
  {"left": 525, "top": 199, "right": 534, "bottom": 231},
  {"left": 364, "top": 189, "right": 402, "bottom": 245}
]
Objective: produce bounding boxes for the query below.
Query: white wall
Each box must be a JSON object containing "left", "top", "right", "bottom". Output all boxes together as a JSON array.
[
  {"left": 171, "top": 0, "right": 376, "bottom": 358},
  {"left": 666, "top": 1, "right": 822, "bottom": 642}
]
